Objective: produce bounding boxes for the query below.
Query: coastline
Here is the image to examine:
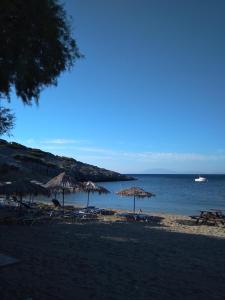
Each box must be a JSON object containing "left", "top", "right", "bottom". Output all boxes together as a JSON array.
[
  {"left": 1, "top": 201, "right": 225, "bottom": 239},
  {"left": 99, "top": 210, "right": 225, "bottom": 239},
  {"left": 35, "top": 173, "right": 225, "bottom": 217}
]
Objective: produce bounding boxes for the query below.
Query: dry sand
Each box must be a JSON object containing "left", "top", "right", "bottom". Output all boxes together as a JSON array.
[{"left": 0, "top": 209, "right": 225, "bottom": 300}]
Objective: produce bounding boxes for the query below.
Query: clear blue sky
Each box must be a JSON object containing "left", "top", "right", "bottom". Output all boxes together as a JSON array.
[{"left": 3, "top": 0, "right": 225, "bottom": 173}]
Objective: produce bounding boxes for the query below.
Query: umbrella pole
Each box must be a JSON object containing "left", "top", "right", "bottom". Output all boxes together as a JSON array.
[
  {"left": 133, "top": 195, "right": 136, "bottom": 213},
  {"left": 62, "top": 189, "right": 64, "bottom": 214},
  {"left": 87, "top": 191, "right": 90, "bottom": 208},
  {"left": 19, "top": 194, "right": 23, "bottom": 215}
]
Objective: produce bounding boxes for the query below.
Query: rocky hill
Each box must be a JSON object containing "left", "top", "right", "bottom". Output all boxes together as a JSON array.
[{"left": 0, "top": 139, "right": 133, "bottom": 183}]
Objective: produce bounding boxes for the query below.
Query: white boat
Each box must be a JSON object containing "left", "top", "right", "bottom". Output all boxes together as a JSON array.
[{"left": 194, "top": 176, "right": 207, "bottom": 182}]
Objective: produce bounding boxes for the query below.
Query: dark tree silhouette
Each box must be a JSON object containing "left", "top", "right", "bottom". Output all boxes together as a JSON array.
[
  {"left": 0, "top": 107, "right": 15, "bottom": 135},
  {"left": 0, "top": 0, "right": 82, "bottom": 104}
]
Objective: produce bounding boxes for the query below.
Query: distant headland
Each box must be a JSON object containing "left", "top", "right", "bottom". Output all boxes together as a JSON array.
[{"left": 0, "top": 139, "right": 134, "bottom": 183}]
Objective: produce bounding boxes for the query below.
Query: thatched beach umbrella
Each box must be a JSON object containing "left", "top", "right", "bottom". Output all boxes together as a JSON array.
[
  {"left": 45, "top": 172, "right": 81, "bottom": 211},
  {"left": 116, "top": 187, "right": 155, "bottom": 213},
  {"left": 79, "top": 181, "right": 110, "bottom": 208},
  {"left": 0, "top": 179, "right": 49, "bottom": 205}
]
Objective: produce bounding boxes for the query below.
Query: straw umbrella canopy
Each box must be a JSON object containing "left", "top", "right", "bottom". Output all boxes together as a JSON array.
[
  {"left": 116, "top": 187, "right": 155, "bottom": 213},
  {"left": 44, "top": 172, "right": 81, "bottom": 211},
  {"left": 79, "top": 181, "right": 110, "bottom": 208},
  {"left": 0, "top": 179, "right": 49, "bottom": 203}
]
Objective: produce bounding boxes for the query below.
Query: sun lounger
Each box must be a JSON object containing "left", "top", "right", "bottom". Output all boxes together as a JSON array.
[
  {"left": 11, "top": 196, "right": 31, "bottom": 209},
  {"left": 80, "top": 206, "right": 100, "bottom": 214},
  {"left": 98, "top": 209, "right": 115, "bottom": 216},
  {"left": 137, "top": 214, "right": 152, "bottom": 222},
  {"left": 52, "top": 199, "right": 61, "bottom": 208},
  {"left": 116, "top": 212, "right": 152, "bottom": 223},
  {"left": 72, "top": 211, "right": 99, "bottom": 222}
]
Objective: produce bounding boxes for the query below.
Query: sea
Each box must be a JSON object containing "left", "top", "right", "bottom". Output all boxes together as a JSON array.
[{"left": 39, "top": 174, "right": 225, "bottom": 216}]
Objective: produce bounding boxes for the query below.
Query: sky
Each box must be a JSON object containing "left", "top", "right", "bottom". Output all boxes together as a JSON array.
[{"left": 2, "top": 0, "right": 225, "bottom": 174}]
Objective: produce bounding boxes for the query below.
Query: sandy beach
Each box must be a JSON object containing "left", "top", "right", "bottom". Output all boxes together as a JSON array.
[
  {"left": 1, "top": 0, "right": 225, "bottom": 299},
  {"left": 1, "top": 206, "right": 225, "bottom": 300}
]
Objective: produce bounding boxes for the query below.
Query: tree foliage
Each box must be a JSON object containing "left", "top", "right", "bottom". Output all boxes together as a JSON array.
[
  {"left": 0, "top": 107, "right": 15, "bottom": 135},
  {"left": 0, "top": 0, "right": 82, "bottom": 104}
]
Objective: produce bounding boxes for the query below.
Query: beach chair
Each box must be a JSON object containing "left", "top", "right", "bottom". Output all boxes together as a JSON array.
[
  {"left": 52, "top": 199, "right": 61, "bottom": 208},
  {"left": 137, "top": 214, "right": 152, "bottom": 223},
  {"left": 11, "top": 196, "right": 31, "bottom": 209},
  {"left": 83, "top": 206, "right": 97, "bottom": 213},
  {"left": 98, "top": 209, "right": 115, "bottom": 216},
  {"left": 72, "top": 211, "right": 98, "bottom": 222}
]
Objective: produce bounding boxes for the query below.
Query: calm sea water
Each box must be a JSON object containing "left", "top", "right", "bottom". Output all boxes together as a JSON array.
[{"left": 39, "top": 174, "right": 225, "bottom": 216}]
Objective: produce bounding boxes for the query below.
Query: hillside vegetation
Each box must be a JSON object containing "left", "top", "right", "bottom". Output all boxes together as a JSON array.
[{"left": 0, "top": 139, "right": 133, "bottom": 183}]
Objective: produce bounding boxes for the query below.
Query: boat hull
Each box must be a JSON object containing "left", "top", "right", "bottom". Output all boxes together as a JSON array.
[{"left": 194, "top": 177, "right": 207, "bottom": 182}]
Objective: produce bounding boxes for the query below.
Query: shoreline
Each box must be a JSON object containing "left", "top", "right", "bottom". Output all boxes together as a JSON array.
[
  {"left": 51, "top": 202, "right": 225, "bottom": 239},
  {"left": 1, "top": 201, "right": 225, "bottom": 239},
  {"left": 103, "top": 210, "right": 225, "bottom": 239}
]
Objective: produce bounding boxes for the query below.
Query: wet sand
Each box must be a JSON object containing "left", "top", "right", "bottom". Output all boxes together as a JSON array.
[{"left": 0, "top": 210, "right": 225, "bottom": 300}]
